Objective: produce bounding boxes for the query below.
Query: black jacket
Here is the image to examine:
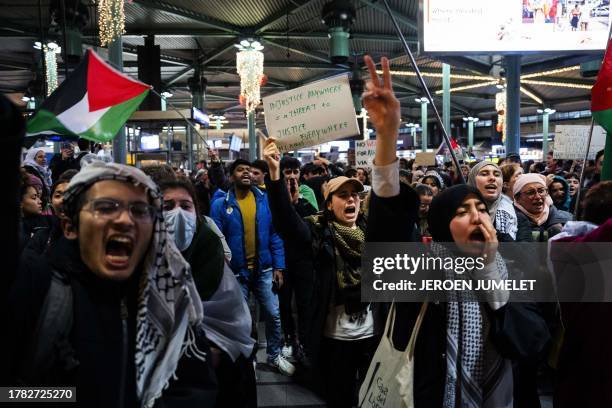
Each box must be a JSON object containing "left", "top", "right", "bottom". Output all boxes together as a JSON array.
[
  {"left": 7, "top": 237, "right": 216, "bottom": 408},
  {"left": 371, "top": 185, "right": 550, "bottom": 407},
  {"left": 515, "top": 205, "right": 573, "bottom": 242},
  {"left": 49, "top": 154, "right": 77, "bottom": 183}
]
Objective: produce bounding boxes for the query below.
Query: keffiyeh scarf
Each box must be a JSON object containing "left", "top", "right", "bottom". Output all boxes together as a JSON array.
[
  {"left": 430, "top": 243, "right": 513, "bottom": 408},
  {"left": 63, "top": 161, "right": 205, "bottom": 408}
]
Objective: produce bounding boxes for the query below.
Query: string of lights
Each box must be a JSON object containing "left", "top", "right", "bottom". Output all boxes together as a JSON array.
[
  {"left": 521, "top": 79, "right": 593, "bottom": 89},
  {"left": 521, "top": 65, "right": 581, "bottom": 79},
  {"left": 98, "top": 0, "right": 125, "bottom": 46},
  {"left": 519, "top": 86, "right": 543, "bottom": 104},
  {"left": 434, "top": 81, "right": 498, "bottom": 94},
  {"left": 377, "top": 69, "right": 494, "bottom": 81}
]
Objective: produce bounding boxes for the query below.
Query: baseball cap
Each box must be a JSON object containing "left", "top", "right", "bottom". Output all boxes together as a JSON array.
[
  {"left": 323, "top": 176, "right": 364, "bottom": 201},
  {"left": 61, "top": 142, "right": 74, "bottom": 149}
]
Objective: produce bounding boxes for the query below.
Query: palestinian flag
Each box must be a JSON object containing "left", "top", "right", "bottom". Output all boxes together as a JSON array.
[
  {"left": 26, "top": 49, "right": 150, "bottom": 143},
  {"left": 591, "top": 38, "right": 612, "bottom": 181}
]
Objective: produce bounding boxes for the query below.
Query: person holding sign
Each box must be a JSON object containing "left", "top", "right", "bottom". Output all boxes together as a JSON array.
[{"left": 263, "top": 56, "right": 419, "bottom": 408}]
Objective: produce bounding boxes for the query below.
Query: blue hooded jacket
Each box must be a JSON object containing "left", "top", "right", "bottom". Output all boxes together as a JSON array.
[
  {"left": 552, "top": 176, "right": 572, "bottom": 212},
  {"left": 210, "top": 186, "right": 285, "bottom": 278}
]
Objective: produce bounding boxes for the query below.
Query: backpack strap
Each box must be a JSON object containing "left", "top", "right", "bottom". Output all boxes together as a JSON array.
[{"left": 19, "top": 269, "right": 78, "bottom": 384}]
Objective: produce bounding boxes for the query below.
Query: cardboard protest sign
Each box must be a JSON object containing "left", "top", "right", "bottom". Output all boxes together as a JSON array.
[
  {"left": 355, "top": 140, "right": 376, "bottom": 169},
  {"left": 414, "top": 152, "right": 437, "bottom": 167},
  {"left": 553, "top": 125, "right": 606, "bottom": 160},
  {"left": 262, "top": 74, "right": 359, "bottom": 152}
]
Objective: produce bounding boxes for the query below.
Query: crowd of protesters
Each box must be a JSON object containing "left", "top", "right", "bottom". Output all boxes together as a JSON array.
[{"left": 3, "top": 56, "right": 612, "bottom": 408}]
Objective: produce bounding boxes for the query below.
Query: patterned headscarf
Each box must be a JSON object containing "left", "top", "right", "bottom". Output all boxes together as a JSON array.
[{"left": 63, "top": 161, "right": 205, "bottom": 408}]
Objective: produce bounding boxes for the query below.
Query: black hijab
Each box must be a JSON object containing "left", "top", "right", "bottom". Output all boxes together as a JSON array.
[{"left": 427, "top": 184, "right": 487, "bottom": 242}]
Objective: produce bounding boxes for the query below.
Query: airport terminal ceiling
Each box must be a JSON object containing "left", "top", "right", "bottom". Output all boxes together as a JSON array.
[{"left": 0, "top": 0, "right": 607, "bottom": 127}]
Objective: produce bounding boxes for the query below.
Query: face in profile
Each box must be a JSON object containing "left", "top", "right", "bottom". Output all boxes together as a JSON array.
[{"left": 22, "top": 186, "right": 42, "bottom": 216}]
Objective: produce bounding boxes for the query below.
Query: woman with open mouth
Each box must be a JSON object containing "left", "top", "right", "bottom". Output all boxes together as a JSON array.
[
  {"left": 468, "top": 161, "right": 531, "bottom": 242},
  {"left": 513, "top": 173, "right": 573, "bottom": 242}
]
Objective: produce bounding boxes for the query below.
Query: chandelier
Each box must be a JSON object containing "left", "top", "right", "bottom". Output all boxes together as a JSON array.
[
  {"left": 98, "top": 0, "right": 125, "bottom": 46},
  {"left": 235, "top": 39, "right": 264, "bottom": 115},
  {"left": 34, "top": 41, "right": 61, "bottom": 96},
  {"left": 495, "top": 89, "right": 507, "bottom": 143}
]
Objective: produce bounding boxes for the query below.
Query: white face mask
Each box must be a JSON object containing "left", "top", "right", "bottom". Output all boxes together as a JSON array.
[{"left": 164, "top": 207, "right": 197, "bottom": 251}]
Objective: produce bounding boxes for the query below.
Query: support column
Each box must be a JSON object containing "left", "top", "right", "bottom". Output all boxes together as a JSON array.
[
  {"left": 109, "top": 36, "right": 126, "bottom": 164},
  {"left": 505, "top": 55, "right": 521, "bottom": 155},
  {"left": 468, "top": 120, "right": 474, "bottom": 151},
  {"left": 248, "top": 112, "right": 256, "bottom": 162},
  {"left": 442, "top": 63, "right": 451, "bottom": 134},
  {"left": 542, "top": 112, "right": 550, "bottom": 157},
  {"left": 421, "top": 101, "right": 428, "bottom": 152}
]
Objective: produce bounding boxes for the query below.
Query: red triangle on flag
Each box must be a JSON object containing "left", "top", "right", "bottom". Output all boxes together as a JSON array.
[
  {"left": 592, "top": 39, "right": 612, "bottom": 113},
  {"left": 87, "top": 50, "right": 151, "bottom": 111}
]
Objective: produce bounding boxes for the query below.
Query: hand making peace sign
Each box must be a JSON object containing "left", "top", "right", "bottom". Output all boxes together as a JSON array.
[{"left": 362, "top": 55, "right": 401, "bottom": 166}]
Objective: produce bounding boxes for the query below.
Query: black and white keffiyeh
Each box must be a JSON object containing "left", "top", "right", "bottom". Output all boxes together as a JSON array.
[
  {"left": 64, "top": 161, "right": 205, "bottom": 408},
  {"left": 430, "top": 242, "right": 512, "bottom": 408}
]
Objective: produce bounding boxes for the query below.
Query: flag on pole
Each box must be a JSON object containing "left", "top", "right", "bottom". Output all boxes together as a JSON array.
[
  {"left": 591, "top": 38, "right": 612, "bottom": 181},
  {"left": 26, "top": 49, "right": 151, "bottom": 143}
]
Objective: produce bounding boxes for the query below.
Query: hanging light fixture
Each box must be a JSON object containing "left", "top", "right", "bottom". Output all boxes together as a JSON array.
[
  {"left": 235, "top": 39, "right": 264, "bottom": 115},
  {"left": 495, "top": 90, "right": 507, "bottom": 143},
  {"left": 98, "top": 0, "right": 125, "bottom": 46},
  {"left": 34, "top": 41, "right": 62, "bottom": 95}
]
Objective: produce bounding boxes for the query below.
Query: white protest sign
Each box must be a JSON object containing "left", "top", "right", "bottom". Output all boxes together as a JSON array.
[
  {"left": 263, "top": 74, "right": 359, "bottom": 152},
  {"left": 553, "top": 125, "right": 607, "bottom": 160},
  {"left": 355, "top": 140, "right": 376, "bottom": 169}
]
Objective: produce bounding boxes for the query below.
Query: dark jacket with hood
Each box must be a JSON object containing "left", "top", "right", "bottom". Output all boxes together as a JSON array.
[
  {"left": 551, "top": 175, "right": 571, "bottom": 212},
  {"left": 6, "top": 237, "right": 217, "bottom": 408}
]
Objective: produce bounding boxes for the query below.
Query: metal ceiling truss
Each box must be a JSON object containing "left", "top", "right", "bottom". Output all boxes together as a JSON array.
[{"left": 131, "top": 0, "right": 241, "bottom": 34}]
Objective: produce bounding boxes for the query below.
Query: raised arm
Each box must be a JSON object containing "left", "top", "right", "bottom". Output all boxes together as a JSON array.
[{"left": 263, "top": 140, "right": 312, "bottom": 245}]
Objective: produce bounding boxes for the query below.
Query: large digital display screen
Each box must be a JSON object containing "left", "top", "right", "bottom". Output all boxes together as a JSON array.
[{"left": 422, "top": 0, "right": 611, "bottom": 53}]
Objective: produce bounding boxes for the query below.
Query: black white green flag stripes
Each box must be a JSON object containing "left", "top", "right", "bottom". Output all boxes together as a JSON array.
[{"left": 26, "top": 49, "right": 150, "bottom": 142}]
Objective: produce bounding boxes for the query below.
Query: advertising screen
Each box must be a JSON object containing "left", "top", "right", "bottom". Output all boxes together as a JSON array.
[
  {"left": 422, "top": 0, "right": 611, "bottom": 53},
  {"left": 140, "top": 134, "right": 160, "bottom": 150}
]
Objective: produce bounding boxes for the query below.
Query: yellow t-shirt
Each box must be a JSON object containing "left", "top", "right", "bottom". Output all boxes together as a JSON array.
[{"left": 236, "top": 191, "right": 257, "bottom": 270}]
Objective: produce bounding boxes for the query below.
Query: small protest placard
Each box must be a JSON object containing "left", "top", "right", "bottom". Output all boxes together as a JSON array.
[
  {"left": 355, "top": 140, "right": 376, "bottom": 169},
  {"left": 553, "top": 125, "right": 606, "bottom": 160},
  {"left": 414, "top": 152, "right": 437, "bottom": 167},
  {"left": 263, "top": 74, "right": 359, "bottom": 152}
]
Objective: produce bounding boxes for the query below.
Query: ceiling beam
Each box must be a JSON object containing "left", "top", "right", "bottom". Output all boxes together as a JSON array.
[
  {"left": 521, "top": 54, "right": 600, "bottom": 75},
  {"left": 205, "top": 61, "right": 348, "bottom": 70},
  {"left": 358, "top": 0, "right": 418, "bottom": 31},
  {"left": 165, "top": 66, "right": 193, "bottom": 87},
  {"left": 435, "top": 56, "right": 491, "bottom": 75},
  {"left": 131, "top": 0, "right": 241, "bottom": 34},
  {"left": 254, "top": 0, "right": 316, "bottom": 34},
  {"left": 262, "top": 38, "right": 348, "bottom": 66}
]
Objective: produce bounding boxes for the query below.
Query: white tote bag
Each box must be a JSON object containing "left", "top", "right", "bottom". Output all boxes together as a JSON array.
[{"left": 358, "top": 302, "right": 428, "bottom": 408}]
